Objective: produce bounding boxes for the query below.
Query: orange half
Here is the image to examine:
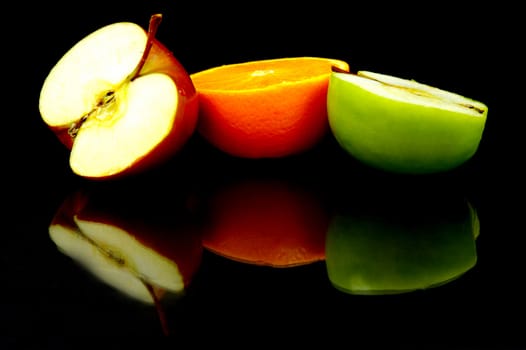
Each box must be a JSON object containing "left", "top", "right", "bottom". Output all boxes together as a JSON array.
[{"left": 191, "top": 57, "right": 350, "bottom": 158}]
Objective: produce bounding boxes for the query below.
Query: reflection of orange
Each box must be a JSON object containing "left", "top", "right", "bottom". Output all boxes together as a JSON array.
[
  {"left": 191, "top": 57, "right": 350, "bottom": 158},
  {"left": 202, "top": 179, "right": 329, "bottom": 267}
]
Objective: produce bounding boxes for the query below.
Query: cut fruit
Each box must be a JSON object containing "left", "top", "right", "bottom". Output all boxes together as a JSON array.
[
  {"left": 49, "top": 186, "right": 203, "bottom": 304},
  {"left": 327, "top": 70, "right": 488, "bottom": 174},
  {"left": 325, "top": 188, "right": 479, "bottom": 295},
  {"left": 191, "top": 57, "right": 350, "bottom": 158},
  {"left": 201, "top": 178, "right": 329, "bottom": 267},
  {"left": 39, "top": 14, "right": 198, "bottom": 179}
]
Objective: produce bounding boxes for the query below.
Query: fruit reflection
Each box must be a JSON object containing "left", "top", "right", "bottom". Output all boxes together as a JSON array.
[
  {"left": 325, "top": 184, "right": 479, "bottom": 295},
  {"left": 201, "top": 178, "right": 329, "bottom": 267},
  {"left": 49, "top": 183, "right": 203, "bottom": 307}
]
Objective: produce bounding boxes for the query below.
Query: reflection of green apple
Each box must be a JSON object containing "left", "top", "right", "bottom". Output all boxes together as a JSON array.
[
  {"left": 327, "top": 70, "right": 488, "bottom": 174},
  {"left": 325, "top": 191, "right": 479, "bottom": 295}
]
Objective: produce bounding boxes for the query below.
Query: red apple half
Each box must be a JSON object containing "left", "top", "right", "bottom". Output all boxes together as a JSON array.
[
  {"left": 39, "top": 14, "right": 198, "bottom": 179},
  {"left": 48, "top": 187, "right": 203, "bottom": 305}
]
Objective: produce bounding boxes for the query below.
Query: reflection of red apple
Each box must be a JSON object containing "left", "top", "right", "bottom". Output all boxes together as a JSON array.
[
  {"left": 201, "top": 178, "right": 329, "bottom": 267},
  {"left": 39, "top": 14, "right": 198, "bottom": 179},
  {"left": 49, "top": 186, "right": 203, "bottom": 306}
]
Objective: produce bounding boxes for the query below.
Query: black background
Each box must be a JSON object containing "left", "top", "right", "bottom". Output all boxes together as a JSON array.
[{"left": 4, "top": 1, "right": 524, "bottom": 347}]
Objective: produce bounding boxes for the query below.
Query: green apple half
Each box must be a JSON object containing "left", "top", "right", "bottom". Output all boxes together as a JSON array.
[
  {"left": 327, "top": 70, "right": 488, "bottom": 174},
  {"left": 325, "top": 194, "right": 479, "bottom": 295}
]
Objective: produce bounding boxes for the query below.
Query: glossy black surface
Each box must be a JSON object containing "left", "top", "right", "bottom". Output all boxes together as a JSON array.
[{"left": 5, "top": 1, "right": 523, "bottom": 347}]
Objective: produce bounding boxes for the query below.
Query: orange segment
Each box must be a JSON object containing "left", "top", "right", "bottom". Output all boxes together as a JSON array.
[{"left": 191, "top": 57, "right": 350, "bottom": 158}]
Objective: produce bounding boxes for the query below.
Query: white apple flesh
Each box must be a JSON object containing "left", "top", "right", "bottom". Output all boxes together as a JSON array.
[
  {"left": 48, "top": 189, "right": 203, "bottom": 305},
  {"left": 39, "top": 14, "right": 198, "bottom": 179},
  {"left": 49, "top": 221, "right": 177, "bottom": 304}
]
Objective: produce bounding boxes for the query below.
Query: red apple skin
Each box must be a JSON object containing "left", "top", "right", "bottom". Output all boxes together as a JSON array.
[
  {"left": 47, "top": 34, "right": 199, "bottom": 180},
  {"left": 50, "top": 187, "right": 203, "bottom": 289},
  {"left": 121, "top": 37, "right": 199, "bottom": 178},
  {"left": 50, "top": 190, "right": 90, "bottom": 229},
  {"left": 51, "top": 127, "right": 75, "bottom": 150}
]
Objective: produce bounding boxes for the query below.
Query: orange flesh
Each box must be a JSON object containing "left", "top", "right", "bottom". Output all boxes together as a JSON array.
[{"left": 192, "top": 57, "right": 349, "bottom": 91}]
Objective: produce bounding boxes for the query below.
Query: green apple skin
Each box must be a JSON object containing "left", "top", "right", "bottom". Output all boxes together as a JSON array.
[
  {"left": 327, "top": 72, "right": 488, "bottom": 174},
  {"left": 325, "top": 195, "right": 479, "bottom": 295}
]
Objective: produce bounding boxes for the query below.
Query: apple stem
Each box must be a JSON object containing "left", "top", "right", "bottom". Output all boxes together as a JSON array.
[
  {"left": 130, "top": 13, "right": 163, "bottom": 81},
  {"left": 143, "top": 281, "right": 171, "bottom": 336}
]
